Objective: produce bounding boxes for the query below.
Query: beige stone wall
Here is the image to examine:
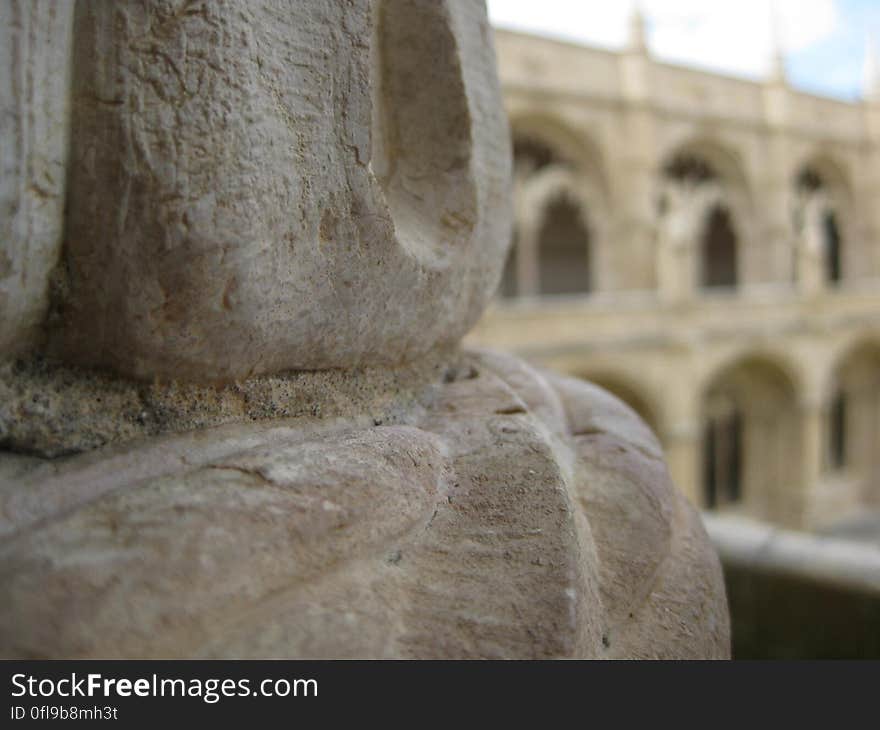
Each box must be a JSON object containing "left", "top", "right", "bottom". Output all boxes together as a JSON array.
[{"left": 471, "top": 29, "right": 880, "bottom": 530}]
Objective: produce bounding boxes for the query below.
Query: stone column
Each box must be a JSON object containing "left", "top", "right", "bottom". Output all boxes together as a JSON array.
[
  {"left": 761, "top": 68, "right": 797, "bottom": 286},
  {"left": 796, "top": 398, "right": 825, "bottom": 528},
  {"left": 795, "top": 192, "right": 830, "bottom": 297},
  {"left": 617, "top": 20, "right": 659, "bottom": 292},
  {"left": 516, "top": 217, "right": 541, "bottom": 297},
  {"left": 656, "top": 228, "right": 691, "bottom": 305},
  {"left": 862, "top": 95, "right": 880, "bottom": 278}
]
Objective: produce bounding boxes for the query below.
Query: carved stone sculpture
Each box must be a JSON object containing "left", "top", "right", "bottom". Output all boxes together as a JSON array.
[
  {"left": 0, "top": 0, "right": 730, "bottom": 659},
  {"left": 793, "top": 189, "right": 831, "bottom": 295},
  {"left": 0, "top": 1, "right": 74, "bottom": 359},
  {"left": 656, "top": 180, "right": 723, "bottom": 304}
]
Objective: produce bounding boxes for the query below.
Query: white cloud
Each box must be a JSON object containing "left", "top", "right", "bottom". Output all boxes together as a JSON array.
[{"left": 486, "top": 0, "right": 840, "bottom": 79}]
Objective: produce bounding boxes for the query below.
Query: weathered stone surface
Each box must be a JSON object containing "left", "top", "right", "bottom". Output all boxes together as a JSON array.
[
  {"left": 0, "top": 351, "right": 729, "bottom": 658},
  {"left": 0, "top": 1, "right": 74, "bottom": 359},
  {"left": 0, "top": 350, "right": 454, "bottom": 458},
  {"left": 54, "top": 0, "right": 511, "bottom": 382},
  {"left": 0, "top": 0, "right": 729, "bottom": 660}
]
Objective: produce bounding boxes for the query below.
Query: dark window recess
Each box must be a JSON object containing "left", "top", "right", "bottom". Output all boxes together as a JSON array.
[
  {"left": 538, "top": 197, "right": 591, "bottom": 296},
  {"left": 701, "top": 205, "right": 738, "bottom": 289},
  {"left": 664, "top": 154, "right": 716, "bottom": 183},
  {"left": 797, "top": 168, "right": 824, "bottom": 193},
  {"left": 703, "top": 410, "right": 743, "bottom": 509},
  {"left": 824, "top": 211, "right": 842, "bottom": 284},
  {"left": 513, "top": 136, "right": 566, "bottom": 175},
  {"left": 829, "top": 389, "right": 847, "bottom": 470}
]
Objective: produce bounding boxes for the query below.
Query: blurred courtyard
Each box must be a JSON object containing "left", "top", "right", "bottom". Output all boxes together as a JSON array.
[{"left": 469, "top": 3, "right": 880, "bottom": 657}]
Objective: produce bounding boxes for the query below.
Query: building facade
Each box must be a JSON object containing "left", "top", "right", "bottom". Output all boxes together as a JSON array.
[{"left": 468, "top": 19, "right": 880, "bottom": 529}]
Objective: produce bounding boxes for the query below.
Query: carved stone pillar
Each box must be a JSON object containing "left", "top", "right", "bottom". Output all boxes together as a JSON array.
[
  {"left": 0, "top": 0, "right": 730, "bottom": 660},
  {"left": 797, "top": 398, "right": 825, "bottom": 528}
]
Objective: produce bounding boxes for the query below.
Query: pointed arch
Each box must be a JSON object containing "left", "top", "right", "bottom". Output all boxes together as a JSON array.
[
  {"left": 658, "top": 135, "right": 754, "bottom": 212},
  {"left": 579, "top": 371, "right": 663, "bottom": 438},
  {"left": 509, "top": 113, "right": 610, "bottom": 196},
  {"left": 700, "top": 204, "right": 738, "bottom": 288},
  {"left": 792, "top": 153, "right": 853, "bottom": 204},
  {"left": 536, "top": 191, "right": 592, "bottom": 295},
  {"left": 824, "top": 339, "right": 880, "bottom": 498},
  {"left": 505, "top": 116, "right": 609, "bottom": 298},
  {"left": 657, "top": 136, "right": 752, "bottom": 295}
]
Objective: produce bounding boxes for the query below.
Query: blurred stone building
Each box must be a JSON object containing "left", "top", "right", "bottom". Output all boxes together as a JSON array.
[{"left": 469, "top": 14, "right": 880, "bottom": 531}]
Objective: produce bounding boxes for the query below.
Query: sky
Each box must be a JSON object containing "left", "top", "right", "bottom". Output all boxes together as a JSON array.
[{"left": 486, "top": 0, "right": 880, "bottom": 101}]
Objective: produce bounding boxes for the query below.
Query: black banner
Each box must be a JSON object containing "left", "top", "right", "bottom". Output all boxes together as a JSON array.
[{"left": 3, "top": 660, "right": 876, "bottom": 724}]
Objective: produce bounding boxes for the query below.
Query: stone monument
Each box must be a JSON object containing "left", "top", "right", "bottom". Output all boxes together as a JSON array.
[
  {"left": 794, "top": 189, "right": 831, "bottom": 295},
  {"left": 0, "top": 0, "right": 729, "bottom": 658},
  {"left": 656, "top": 179, "right": 723, "bottom": 304}
]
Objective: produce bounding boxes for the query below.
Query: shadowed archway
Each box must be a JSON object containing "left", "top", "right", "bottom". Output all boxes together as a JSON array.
[
  {"left": 826, "top": 341, "right": 880, "bottom": 504},
  {"left": 701, "top": 355, "right": 800, "bottom": 523},
  {"left": 701, "top": 205, "right": 738, "bottom": 289},
  {"left": 537, "top": 194, "right": 592, "bottom": 296}
]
